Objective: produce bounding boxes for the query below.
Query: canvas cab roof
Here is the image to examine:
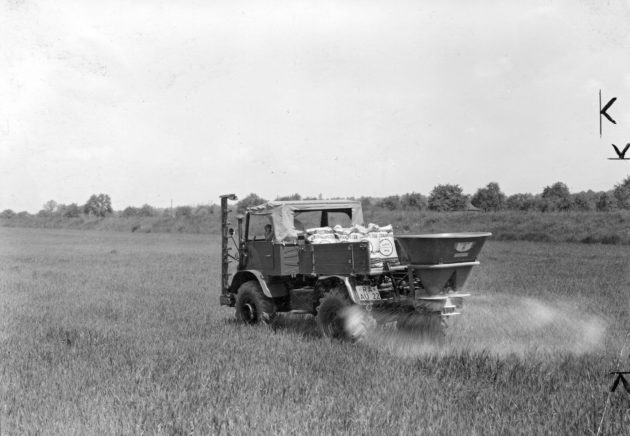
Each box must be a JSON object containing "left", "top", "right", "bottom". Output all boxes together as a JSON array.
[{"left": 247, "top": 200, "right": 364, "bottom": 242}]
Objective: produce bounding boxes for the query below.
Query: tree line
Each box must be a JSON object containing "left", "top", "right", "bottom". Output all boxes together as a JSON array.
[
  {"left": 235, "top": 176, "right": 630, "bottom": 213},
  {"left": 1, "top": 194, "right": 114, "bottom": 219},
  {"left": 0, "top": 193, "right": 219, "bottom": 220},
  {"left": 1, "top": 175, "right": 629, "bottom": 220}
]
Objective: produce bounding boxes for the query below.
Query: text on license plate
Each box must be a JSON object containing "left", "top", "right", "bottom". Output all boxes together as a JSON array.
[{"left": 355, "top": 285, "right": 381, "bottom": 301}]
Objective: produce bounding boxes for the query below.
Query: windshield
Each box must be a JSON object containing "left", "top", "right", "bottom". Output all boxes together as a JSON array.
[{"left": 247, "top": 214, "right": 273, "bottom": 241}]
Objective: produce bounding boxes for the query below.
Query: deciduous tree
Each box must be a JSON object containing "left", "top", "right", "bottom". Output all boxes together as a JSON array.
[
  {"left": 471, "top": 182, "right": 506, "bottom": 211},
  {"left": 428, "top": 184, "right": 468, "bottom": 212},
  {"left": 62, "top": 203, "right": 81, "bottom": 218},
  {"left": 379, "top": 195, "right": 401, "bottom": 211},
  {"left": 43, "top": 200, "right": 58, "bottom": 216},
  {"left": 541, "top": 182, "right": 572, "bottom": 212},
  {"left": 613, "top": 175, "right": 630, "bottom": 209},
  {"left": 138, "top": 204, "right": 157, "bottom": 217},
  {"left": 596, "top": 191, "right": 617, "bottom": 212},
  {"left": 0, "top": 209, "right": 15, "bottom": 219},
  {"left": 83, "top": 194, "right": 113, "bottom": 217},
  {"left": 572, "top": 191, "right": 596, "bottom": 212},
  {"left": 237, "top": 193, "right": 267, "bottom": 213},
  {"left": 400, "top": 192, "right": 428, "bottom": 210}
]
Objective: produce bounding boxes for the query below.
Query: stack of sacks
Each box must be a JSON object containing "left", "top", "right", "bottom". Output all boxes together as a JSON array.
[
  {"left": 305, "top": 225, "right": 369, "bottom": 244},
  {"left": 305, "top": 227, "right": 337, "bottom": 244},
  {"left": 366, "top": 223, "right": 394, "bottom": 243},
  {"left": 305, "top": 223, "right": 399, "bottom": 268},
  {"left": 365, "top": 224, "right": 398, "bottom": 267},
  {"left": 331, "top": 224, "right": 352, "bottom": 242},
  {"left": 339, "top": 223, "right": 398, "bottom": 267},
  {"left": 331, "top": 223, "right": 393, "bottom": 240}
]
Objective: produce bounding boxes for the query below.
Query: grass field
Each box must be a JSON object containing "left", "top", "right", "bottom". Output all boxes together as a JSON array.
[{"left": 1, "top": 227, "right": 629, "bottom": 435}]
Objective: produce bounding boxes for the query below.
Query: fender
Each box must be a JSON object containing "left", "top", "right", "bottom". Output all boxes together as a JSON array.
[
  {"left": 230, "top": 270, "right": 290, "bottom": 299},
  {"left": 230, "top": 270, "right": 273, "bottom": 298},
  {"left": 317, "top": 275, "right": 360, "bottom": 304}
]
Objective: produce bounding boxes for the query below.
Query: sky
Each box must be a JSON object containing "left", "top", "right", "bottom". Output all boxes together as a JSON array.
[{"left": 2, "top": 0, "right": 630, "bottom": 212}]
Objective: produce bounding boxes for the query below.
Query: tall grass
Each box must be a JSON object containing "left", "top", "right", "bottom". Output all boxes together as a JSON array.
[
  {"left": 3, "top": 209, "right": 630, "bottom": 246},
  {"left": 0, "top": 215, "right": 223, "bottom": 234},
  {"left": 0, "top": 228, "right": 629, "bottom": 434},
  {"left": 365, "top": 209, "right": 630, "bottom": 245}
]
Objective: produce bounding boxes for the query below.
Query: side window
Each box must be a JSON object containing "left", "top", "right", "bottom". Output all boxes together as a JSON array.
[
  {"left": 248, "top": 215, "right": 272, "bottom": 241},
  {"left": 327, "top": 211, "right": 352, "bottom": 228},
  {"left": 294, "top": 211, "right": 322, "bottom": 231}
]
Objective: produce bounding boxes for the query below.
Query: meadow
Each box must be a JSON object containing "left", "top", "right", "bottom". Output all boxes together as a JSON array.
[{"left": 1, "top": 227, "right": 629, "bottom": 435}]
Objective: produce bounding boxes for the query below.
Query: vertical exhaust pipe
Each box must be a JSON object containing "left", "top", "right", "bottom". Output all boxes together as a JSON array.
[{"left": 219, "top": 194, "right": 237, "bottom": 304}]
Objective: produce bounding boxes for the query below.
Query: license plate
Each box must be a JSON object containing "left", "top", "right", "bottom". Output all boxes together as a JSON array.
[{"left": 355, "top": 285, "right": 381, "bottom": 301}]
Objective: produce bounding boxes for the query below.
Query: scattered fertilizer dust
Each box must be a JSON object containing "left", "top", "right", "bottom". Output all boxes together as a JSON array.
[{"left": 346, "top": 294, "right": 609, "bottom": 358}]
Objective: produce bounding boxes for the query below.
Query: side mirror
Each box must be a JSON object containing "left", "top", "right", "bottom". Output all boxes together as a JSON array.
[{"left": 228, "top": 228, "right": 234, "bottom": 236}]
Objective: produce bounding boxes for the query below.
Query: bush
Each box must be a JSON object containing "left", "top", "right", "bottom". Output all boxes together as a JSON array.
[
  {"left": 428, "top": 184, "right": 468, "bottom": 212},
  {"left": 122, "top": 206, "right": 140, "bottom": 217},
  {"left": 1, "top": 209, "right": 16, "bottom": 219},
  {"left": 193, "top": 205, "right": 214, "bottom": 216},
  {"left": 175, "top": 206, "right": 193, "bottom": 218},
  {"left": 471, "top": 182, "right": 506, "bottom": 212},
  {"left": 400, "top": 192, "right": 427, "bottom": 210},
  {"left": 506, "top": 193, "right": 537, "bottom": 211},
  {"left": 237, "top": 193, "right": 267, "bottom": 213},
  {"left": 138, "top": 204, "right": 157, "bottom": 217},
  {"left": 62, "top": 203, "right": 81, "bottom": 218},
  {"left": 596, "top": 192, "right": 617, "bottom": 212},
  {"left": 540, "top": 182, "right": 572, "bottom": 212},
  {"left": 572, "top": 192, "right": 596, "bottom": 212},
  {"left": 379, "top": 195, "right": 401, "bottom": 211}
]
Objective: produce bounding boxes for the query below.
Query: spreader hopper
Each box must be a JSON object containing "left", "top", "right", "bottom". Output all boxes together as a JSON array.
[{"left": 395, "top": 232, "right": 492, "bottom": 296}]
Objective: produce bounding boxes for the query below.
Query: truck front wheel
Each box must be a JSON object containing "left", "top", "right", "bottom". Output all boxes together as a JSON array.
[
  {"left": 235, "top": 280, "right": 275, "bottom": 324},
  {"left": 316, "top": 290, "right": 350, "bottom": 339}
]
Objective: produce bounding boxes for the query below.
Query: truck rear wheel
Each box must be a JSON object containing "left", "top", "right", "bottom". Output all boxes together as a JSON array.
[
  {"left": 317, "top": 289, "right": 372, "bottom": 342},
  {"left": 316, "top": 289, "right": 350, "bottom": 339},
  {"left": 235, "top": 280, "right": 275, "bottom": 324}
]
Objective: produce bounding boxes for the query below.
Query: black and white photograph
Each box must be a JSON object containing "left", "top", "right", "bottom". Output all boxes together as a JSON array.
[{"left": 1, "top": 1, "right": 630, "bottom": 434}]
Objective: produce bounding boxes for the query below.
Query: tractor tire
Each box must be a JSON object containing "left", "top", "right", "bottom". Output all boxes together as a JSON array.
[
  {"left": 235, "top": 280, "right": 275, "bottom": 325},
  {"left": 316, "top": 288, "right": 372, "bottom": 342},
  {"left": 316, "top": 289, "right": 351, "bottom": 339}
]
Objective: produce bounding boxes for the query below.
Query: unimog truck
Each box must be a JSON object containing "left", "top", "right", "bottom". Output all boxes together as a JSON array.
[{"left": 219, "top": 194, "right": 491, "bottom": 341}]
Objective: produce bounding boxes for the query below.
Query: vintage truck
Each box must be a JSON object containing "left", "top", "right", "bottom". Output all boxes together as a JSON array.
[{"left": 219, "top": 194, "right": 491, "bottom": 341}]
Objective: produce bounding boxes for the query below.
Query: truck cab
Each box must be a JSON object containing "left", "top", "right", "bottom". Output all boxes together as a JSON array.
[{"left": 241, "top": 200, "right": 375, "bottom": 277}]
